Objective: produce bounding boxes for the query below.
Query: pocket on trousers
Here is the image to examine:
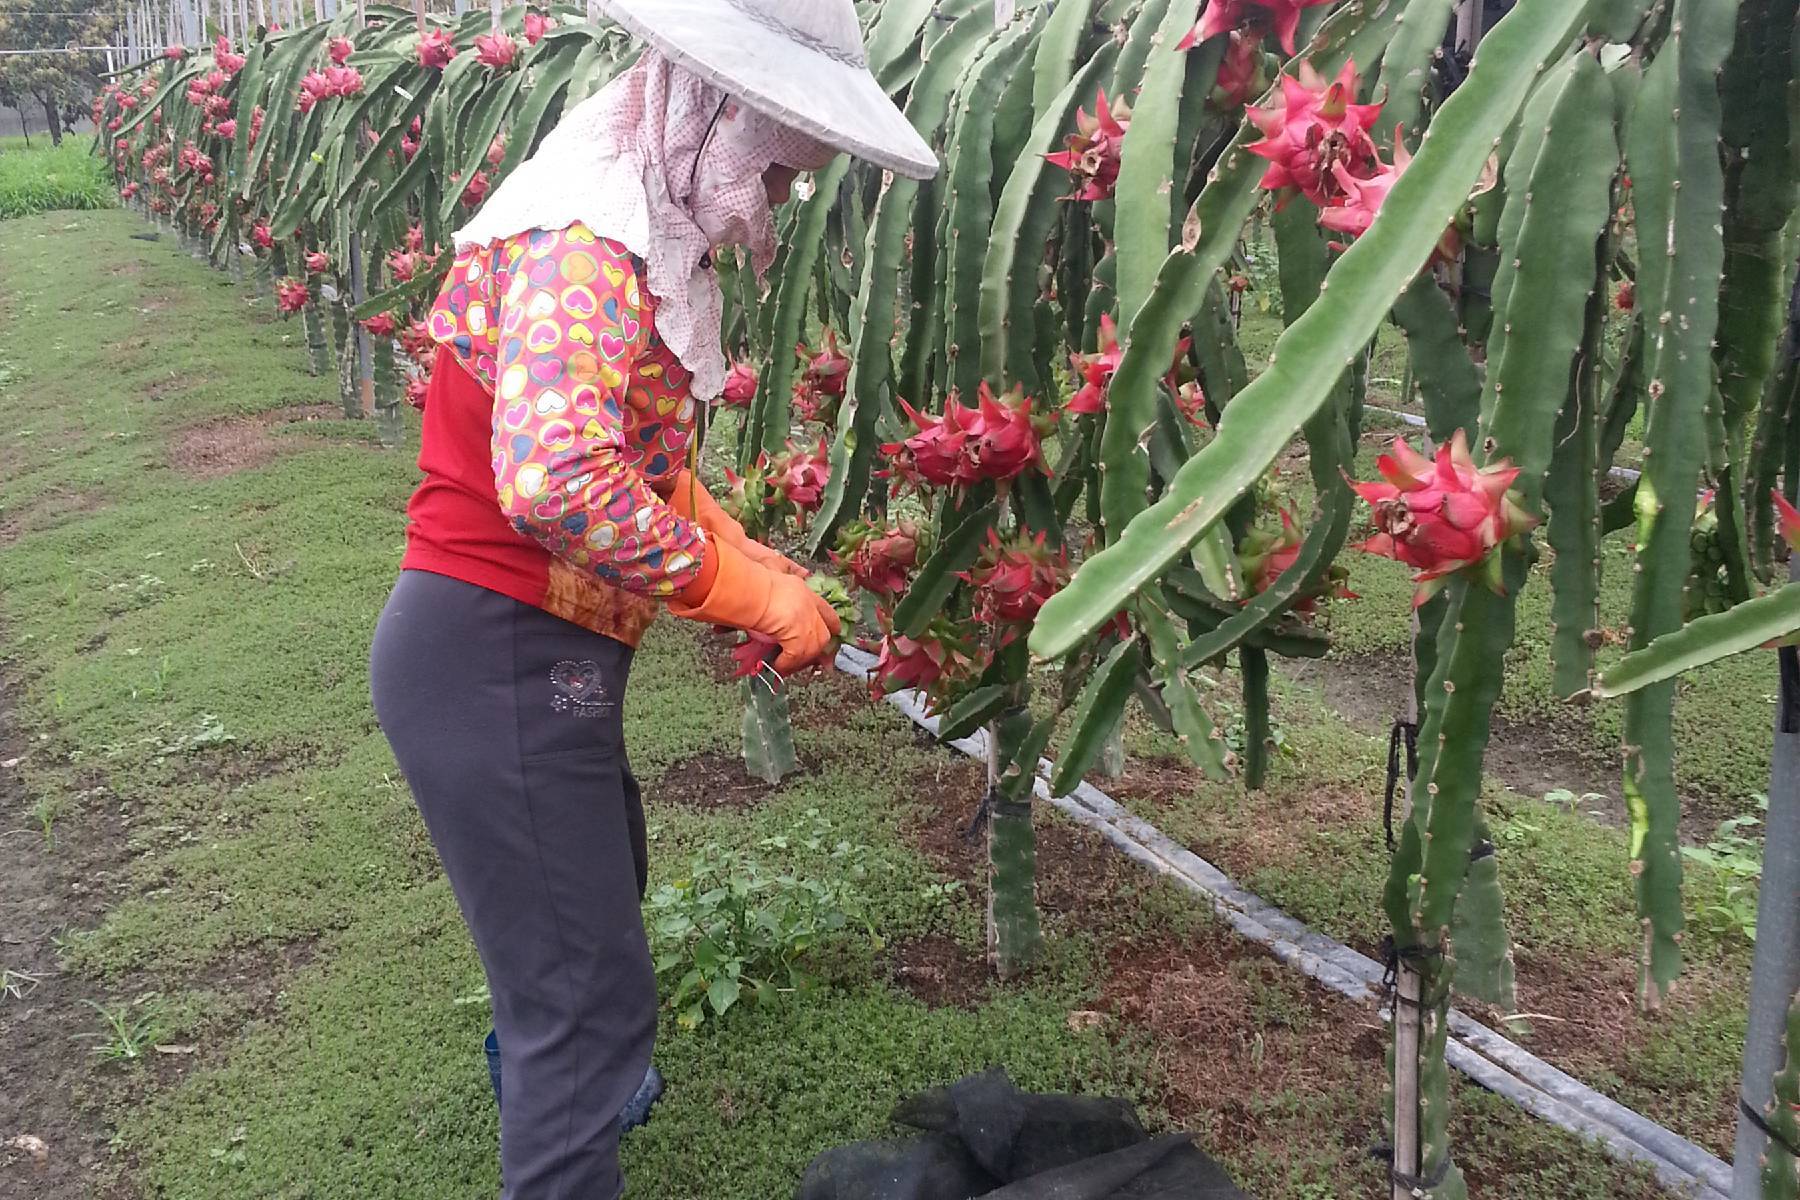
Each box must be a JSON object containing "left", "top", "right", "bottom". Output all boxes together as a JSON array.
[{"left": 513, "top": 617, "right": 630, "bottom": 764}]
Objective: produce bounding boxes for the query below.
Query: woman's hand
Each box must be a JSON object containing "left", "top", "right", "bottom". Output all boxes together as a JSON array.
[
  {"left": 739, "top": 539, "right": 810, "bottom": 578},
  {"left": 662, "top": 469, "right": 813, "bottom": 579},
  {"left": 669, "top": 539, "right": 840, "bottom": 674}
]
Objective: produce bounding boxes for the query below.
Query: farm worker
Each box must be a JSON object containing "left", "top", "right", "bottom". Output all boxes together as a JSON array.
[{"left": 366, "top": 0, "right": 936, "bottom": 1197}]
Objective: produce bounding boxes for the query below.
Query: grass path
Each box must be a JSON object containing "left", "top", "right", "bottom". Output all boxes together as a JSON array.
[{"left": 0, "top": 209, "right": 1740, "bottom": 1200}]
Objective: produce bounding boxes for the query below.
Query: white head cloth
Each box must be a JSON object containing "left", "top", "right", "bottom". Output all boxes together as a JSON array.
[{"left": 455, "top": 51, "right": 834, "bottom": 399}]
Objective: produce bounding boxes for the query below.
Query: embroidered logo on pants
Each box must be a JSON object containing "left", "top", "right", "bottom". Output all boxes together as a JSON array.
[{"left": 551, "top": 659, "right": 614, "bottom": 717}]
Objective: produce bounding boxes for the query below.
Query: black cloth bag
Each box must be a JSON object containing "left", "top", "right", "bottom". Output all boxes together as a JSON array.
[{"left": 796, "top": 1068, "right": 1250, "bottom": 1200}]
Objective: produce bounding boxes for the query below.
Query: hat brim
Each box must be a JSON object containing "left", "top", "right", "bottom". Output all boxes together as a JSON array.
[{"left": 592, "top": 0, "right": 940, "bottom": 180}]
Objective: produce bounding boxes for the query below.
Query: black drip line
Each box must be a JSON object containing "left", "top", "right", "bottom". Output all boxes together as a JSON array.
[
  {"left": 1384, "top": 719, "right": 1420, "bottom": 852},
  {"left": 1740, "top": 1094, "right": 1800, "bottom": 1162}
]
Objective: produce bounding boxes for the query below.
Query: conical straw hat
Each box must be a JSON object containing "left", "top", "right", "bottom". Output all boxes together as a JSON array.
[{"left": 590, "top": 0, "right": 940, "bottom": 180}]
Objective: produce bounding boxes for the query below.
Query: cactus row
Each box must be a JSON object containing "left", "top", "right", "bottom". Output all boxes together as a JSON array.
[{"left": 1030, "top": 0, "right": 1596, "bottom": 659}]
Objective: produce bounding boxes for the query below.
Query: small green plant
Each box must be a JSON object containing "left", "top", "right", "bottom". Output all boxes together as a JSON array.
[
  {"left": 1238, "top": 236, "right": 1283, "bottom": 319},
  {"left": 919, "top": 879, "right": 966, "bottom": 914},
  {"left": 132, "top": 654, "right": 173, "bottom": 701},
  {"left": 30, "top": 795, "right": 62, "bottom": 848},
  {"left": 644, "top": 811, "right": 877, "bottom": 1030},
  {"left": 1544, "top": 787, "right": 1606, "bottom": 813},
  {"left": 1680, "top": 798, "right": 1766, "bottom": 942},
  {"left": 1491, "top": 811, "right": 1543, "bottom": 847},
  {"left": 151, "top": 714, "right": 234, "bottom": 760},
  {"left": 1215, "top": 695, "right": 1294, "bottom": 763},
  {"left": 75, "top": 994, "right": 168, "bottom": 1062}
]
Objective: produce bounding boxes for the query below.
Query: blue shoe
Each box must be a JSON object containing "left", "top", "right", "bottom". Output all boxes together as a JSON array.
[
  {"left": 484, "top": 1028, "right": 662, "bottom": 1132},
  {"left": 621, "top": 1064, "right": 665, "bottom": 1132},
  {"left": 484, "top": 1029, "right": 503, "bottom": 1107}
]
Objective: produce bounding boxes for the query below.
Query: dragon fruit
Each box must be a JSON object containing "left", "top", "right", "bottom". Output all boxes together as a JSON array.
[
  {"left": 1177, "top": 0, "right": 1335, "bottom": 56},
  {"left": 274, "top": 278, "right": 310, "bottom": 315},
  {"left": 764, "top": 438, "right": 831, "bottom": 514},
  {"left": 475, "top": 31, "right": 518, "bottom": 70},
  {"left": 1045, "top": 90, "right": 1132, "bottom": 202},
  {"left": 416, "top": 27, "right": 457, "bottom": 70},
  {"left": 799, "top": 328, "right": 851, "bottom": 398},
  {"left": 833, "top": 521, "right": 923, "bottom": 598},
  {"left": 1067, "top": 314, "right": 1124, "bottom": 415},
  {"left": 1246, "top": 58, "right": 1383, "bottom": 208},
  {"left": 399, "top": 319, "right": 436, "bottom": 361},
  {"left": 721, "top": 360, "right": 758, "bottom": 408},
  {"left": 961, "top": 531, "right": 1070, "bottom": 628},
  {"left": 1349, "top": 431, "right": 1538, "bottom": 606},
  {"left": 1238, "top": 507, "right": 1355, "bottom": 615},
  {"left": 869, "top": 617, "right": 983, "bottom": 710},
  {"left": 884, "top": 383, "right": 1054, "bottom": 490}
]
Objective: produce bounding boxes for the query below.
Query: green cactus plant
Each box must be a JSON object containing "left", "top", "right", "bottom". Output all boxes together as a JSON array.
[{"left": 1766, "top": 988, "right": 1800, "bottom": 1199}]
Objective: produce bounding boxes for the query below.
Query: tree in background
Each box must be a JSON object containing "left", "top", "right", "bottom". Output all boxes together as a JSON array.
[{"left": 0, "top": 0, "right": 120, "bottom": 145}]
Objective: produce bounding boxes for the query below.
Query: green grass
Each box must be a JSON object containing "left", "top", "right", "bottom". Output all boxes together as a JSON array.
[
  {"left": 0, "top": 135, "right": 112, "bottom": 219},
  {"left": 0, "top": 210, "right": 1706, "bottom": 1200}
]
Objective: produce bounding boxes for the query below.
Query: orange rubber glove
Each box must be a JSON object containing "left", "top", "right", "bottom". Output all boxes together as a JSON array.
[
  {"left": 670, "top": 538, "right": 841, "bottom": 674},
  {"left": 662, "top": 469, "right": 809, "bottom": 578}
]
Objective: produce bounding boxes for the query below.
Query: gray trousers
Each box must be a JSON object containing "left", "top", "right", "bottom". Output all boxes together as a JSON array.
[{"left": 370, "top": 569, "right": 655, "bottom": 1200}]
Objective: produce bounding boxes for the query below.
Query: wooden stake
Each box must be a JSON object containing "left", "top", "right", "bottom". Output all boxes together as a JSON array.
[
  {"left": 1393, "top": 966, "right": 1423, "bottom": 1199},
  {"left": 1453, "top": 0, "right": 1482, "bottom": 59}
]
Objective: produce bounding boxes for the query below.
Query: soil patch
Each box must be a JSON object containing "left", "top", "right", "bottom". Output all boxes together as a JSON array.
[
  {"left": 142, "top": 373, "right": 201, "bottom": 402},
  {"left": 0, "top": 685, "right": 137, "bottom": 1199},
  {"left": 1100, "top": 930, "right": 1384, "bottom": 1129},
  {"left": 880, "top": 933, "right": 989, "bottom": 1010},
  {"left": 166, "top": 404, "right": 342, "bottom": 480},
  {"left": 789, "top": 658, "right": 878, "bottom": 729},
  {"left": 904, "top": 758, "right": 1138, "bottom": 937},
  {"left": 1286, "top": 652, "right": 1727, "bottom": 841},
  {"left": 861, "top": 654, "right": 1687, "bottom": 1193},
  {"left": 650, "top": 749, "right": 789, "bottom": 811},
  {"left": 1493, "top": 950, "right": 1738, "bottom": 1158},
  {"left": 0, "top": 490, "right": 109, "bottom": 548}
]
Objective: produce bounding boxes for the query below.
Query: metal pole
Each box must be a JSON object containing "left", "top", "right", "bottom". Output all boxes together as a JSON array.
[
  {"left": 1392, "top": 608, "right": 1424, "bottom": 1200},
  {"left": 346, "top": 0, "right": 372, "bottom": 420},
  {"left": 1731, "top": 554, "right": 1800, "bottom": 1196}
]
